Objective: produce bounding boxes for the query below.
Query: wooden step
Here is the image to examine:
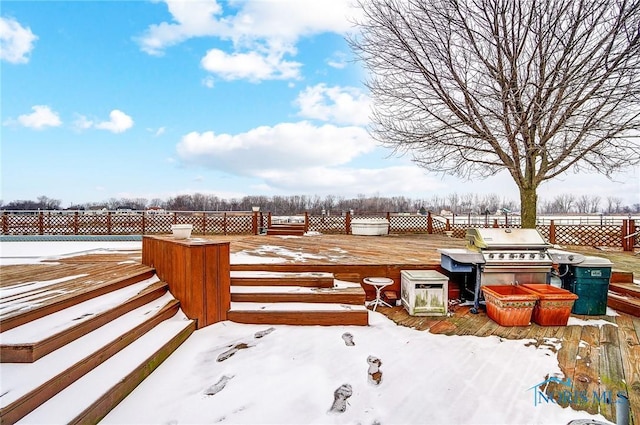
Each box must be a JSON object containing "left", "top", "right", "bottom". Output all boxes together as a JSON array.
[
  {"left": 0, "top": 294, "right": 181, "bottom": 424},
  {"left": 609, "top": 281, "right": 640, "bottom": 298},
  {"left": 230, "top": 271, "right": 335, "bottom": 288},
  {"left": 228, "top": 302, "right": 369, "bottom": 326},
  {"left": 266, "top": 228, "right": 306, "bottom": 236},
  {"left": 18, "top": 312, "right": 195, "bottom": 424},
  {"left": 0, "top": 265, "right": 155, "bottom": 332},
  {"left": 0, "top": 278, "right": 168, "bottom": 363},
  {"left": 231, "top": 285, "right": 365, "bottom": 305},
  {"left": 608, "top": 292, "right": 640, "bottom": 317},
  {"left": 611, "top": 270, "right": 635, "bottom": 284}
]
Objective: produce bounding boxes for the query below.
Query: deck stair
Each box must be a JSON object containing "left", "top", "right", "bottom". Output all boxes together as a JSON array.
[
  {"left": 0, "top": 270, "right": 195, "bottom": 424},
  {"left": 266, "top": 223, "right": 306, "bottom": 236},
  {"left": 228, "top": 271, "right": 368, "bottom": 326},
  {"left": 608, "top": 279, "right": 640, "bottom": 317}
]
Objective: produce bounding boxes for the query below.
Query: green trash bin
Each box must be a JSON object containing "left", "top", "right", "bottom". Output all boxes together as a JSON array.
[{"left": 563, "top": 256, "right": 613, "bottom": 315}]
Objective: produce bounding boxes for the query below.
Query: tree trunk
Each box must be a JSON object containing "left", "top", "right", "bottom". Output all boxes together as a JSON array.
[{"left": 519, "top": 187, "right": 538, "bottom": 229}]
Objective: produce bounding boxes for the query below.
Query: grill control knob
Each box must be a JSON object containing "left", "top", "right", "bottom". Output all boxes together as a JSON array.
[
  {"left": 519, "top": 253, "right": 525, "bottom": 259},
  {"left": 529, "top": 253, "right": 536, "bottom": 259},
  {"left": 488, "top": 253, "right": 494, "bottom": 259},
  {"left": 498, "top": 253, "right": 504, "bottom": 259},
  {"left": 509, "top": 253, "right": 515, "bottom": 259}
]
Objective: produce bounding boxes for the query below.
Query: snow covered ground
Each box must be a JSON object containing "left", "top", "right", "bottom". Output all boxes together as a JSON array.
[{"left": 0, "top": 241, "right": 615, "bottom": 424}]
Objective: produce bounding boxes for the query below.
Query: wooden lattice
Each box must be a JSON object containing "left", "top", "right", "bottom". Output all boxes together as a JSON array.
[
  {"left": 308, "top": 215, "right": 347, "bottom": 234},
  {"left": 554, "top": 224, "right": 621, "bottom": 247},
  {"left": 389, "top": 215, "right": 429, "bottom": 233},
  {"left": 1, "top": 211, "right": 636, "bottom": 247}
]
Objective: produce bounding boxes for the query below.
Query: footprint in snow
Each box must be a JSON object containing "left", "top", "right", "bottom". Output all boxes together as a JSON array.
[
  {"left": 217, "top": 343, "right": 250, "bottom": 362},
  {"left": 254, "top": 327, "right": 275, "bottom": 339},
  {"left": 204, "top": 375, "right": 234, "bottom": 396},
  {"left": 342, "top": 332, "right": 355, "bottom": 346},
  {"left": 367, "top": 355, "right": 383, "bottom": 385},
  {"left": 329, "top": 383, "right": 353, "bottom": 413}
]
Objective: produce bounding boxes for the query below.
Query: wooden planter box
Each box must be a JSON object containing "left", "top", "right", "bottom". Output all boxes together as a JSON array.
[
  {"left": 482, "top": 285, "right": 539, "bottom": 327},
  {"left": 520, "top": 284, "right": 578, "bottom": 326}
]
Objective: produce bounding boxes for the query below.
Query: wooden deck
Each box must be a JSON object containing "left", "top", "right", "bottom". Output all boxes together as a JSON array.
[{"left": 1, "top": 233, "right": 638, "bottom": 424}]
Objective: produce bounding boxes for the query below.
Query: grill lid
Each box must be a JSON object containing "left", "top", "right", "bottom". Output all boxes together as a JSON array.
[{"left": 466, "top": 228, "right": 551, "bottom": 251}]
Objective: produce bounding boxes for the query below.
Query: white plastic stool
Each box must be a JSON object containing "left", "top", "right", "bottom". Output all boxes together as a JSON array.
[{"left": 363, "top": 277, "right": 394, "bottom": 311}]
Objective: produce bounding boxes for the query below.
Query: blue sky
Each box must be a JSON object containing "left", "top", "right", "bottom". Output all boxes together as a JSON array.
[{"left": 1, "top": 0, "right": 638, "bottom": 208}]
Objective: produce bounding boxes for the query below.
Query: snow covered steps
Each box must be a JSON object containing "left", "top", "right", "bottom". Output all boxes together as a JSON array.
[
  {"left": 0, "top": 276, "right": 195, "bottom": 424},
  {"left": 228, "top": 271, "right": 368, "bottom": 326},
  {"left": 0, "top": 263, "right": 155, "bottom": 332}
]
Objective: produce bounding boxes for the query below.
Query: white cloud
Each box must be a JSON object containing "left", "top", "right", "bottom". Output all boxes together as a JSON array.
[
  {"left": 295, "top": 84, "right": 371, "bottom": 125},
  {"left": 17, "top": 105, "right": 61, "bottom": 129},
  {"left": 201, "top": 48, "right": 301, "bottom": 82},
  {"left": 0, "top": 16, "right": 38, "bottom": 64},
  {"left": 177, "top": 121, "right": 376, "bottom": 173},
  {"left": 135, "top": 0, "right": 225, "bottom": 56},
  {"left": 73, "top": 114, "right": 94, "bottom": 131},
  {"left": 174, "top": 120, "right": 451, "bottom": 197},
  {"left": 327, "top": 51, "right": 348, "bottom": 69},
  {"left": 202, "top": 75, "right": 215, "bottom": 88},
  {"left": 255, "top": 165, "right": 447, "bottom": 195},
  {"left": 137, "top": 0, "right": 362, "bottom": 82},
  {"left": 95, "top": 110, "right": 134, "bottom": 133}
]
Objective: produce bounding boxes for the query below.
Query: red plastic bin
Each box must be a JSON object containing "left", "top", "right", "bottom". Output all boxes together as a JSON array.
[{"left": 520, "top": 284, "right": 578, "bottom": 326}]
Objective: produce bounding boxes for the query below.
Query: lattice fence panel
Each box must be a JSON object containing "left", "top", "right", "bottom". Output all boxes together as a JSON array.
[
  {"left": 110, "top": 214, "right": 144, "bottom": 234},
  {"left": 77, "top": 213, "right": 109, "bottom": 234},
  {"left": 554, "top": 225, "right": 621, "bottom": 247},
  {"left": 224, "top": 214, "right": 253, "bottom": 234},
  {"left": 308, "top": 215, "right": 347, "bottom": 234},
  {"left": 390, "top": 215, "right": 428, "bottom": 233},
  {"left": 536, "top": 225, "right": 550, "bottom": 242},
  {"left": 450, "top": 224, "right": 476, "bottom": 238},
  {"left": 40, "top": 213, "right": 74, "bottom": 234},
  {"left": 144, "top": 214, "right": 173, "bottom": 234},
  {"left": 431, "top": 218, "right": 447, "bottom": 234},
  {"left": 4, "top": 213, "right": 39, "bottom": 234},
  {"left": 204, "top": 214, "right": 226, "bottom": 234}
]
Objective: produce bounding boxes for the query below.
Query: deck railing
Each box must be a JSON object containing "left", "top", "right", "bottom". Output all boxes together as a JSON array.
[{"left": 1, "top": 210, "right": 637, "bottom": 250}]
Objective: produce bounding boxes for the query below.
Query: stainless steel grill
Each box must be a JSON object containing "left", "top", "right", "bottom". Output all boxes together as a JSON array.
[{"left": 439, "top": 228, "right": 584, "bottom": 314}]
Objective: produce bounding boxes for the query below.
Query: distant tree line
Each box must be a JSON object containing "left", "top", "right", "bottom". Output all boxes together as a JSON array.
[{"left": 1, "top": 193, "right": 638, "bottom": 215}]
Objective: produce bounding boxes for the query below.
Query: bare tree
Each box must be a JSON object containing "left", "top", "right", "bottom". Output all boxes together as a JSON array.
[{"left": 349, "top": 0, "right": 640, "bottom": 227}]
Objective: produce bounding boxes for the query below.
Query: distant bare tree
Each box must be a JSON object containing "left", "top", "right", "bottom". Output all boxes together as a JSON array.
[
  {"left": 349, "top": 0, "right": 640, "bottom": 227},
  {"left": 575, "top": 195, "right": 591, "bottom": 214}
]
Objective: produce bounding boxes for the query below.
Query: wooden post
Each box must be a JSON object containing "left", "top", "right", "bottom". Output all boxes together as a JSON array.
[
  {"left": 142, "top": 236, "right": 230, "bottom": 328},
  {"left": 252, "top": 211, "right": 258, "bottom": 235},
  {"left": 223, "top": 212, "right": 227, "bottom": 235},
  {"left": 2, "top": 211, "right": 8, "bottom": 235},
  {"left": 73, "top": 211, "right": 79, "bottom": 235},
  {"left": 107, "top": 211, "right": 112, "bottom": 235},
  {"left": 445, "top": 218, "right": 451, "bottom": 231},
  {"left": 141, "top": 211, "right": 146, "bottom": 235},
  {"left": 202, "top": 212, "right": 206, "bottom": 235},
  {"left": 549, "top": 220, "right": 556, "bottom": 245},
  {"left": 346, "top": 210, "right": 351, "bottom": 234},
  {"left": 386, "top": 212, "right": 391, "bottom": 234},
  {"left": 630, "top": 220, "right": 637, "bottom": 250},
  {"left": 304, "top": 211, "right": 309, "bottom": 232},
  {"left": 38, "top": 211, "right": 44, "bottom": 235},
  {"left": 622, "top": 219, "right": 631, "bottom": 251},
  {"left": 427, "top": 211, "right": 433, "bottom": 234},
  {"left": 493, "top": 219, "right": 499, "bottom": 228}
]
